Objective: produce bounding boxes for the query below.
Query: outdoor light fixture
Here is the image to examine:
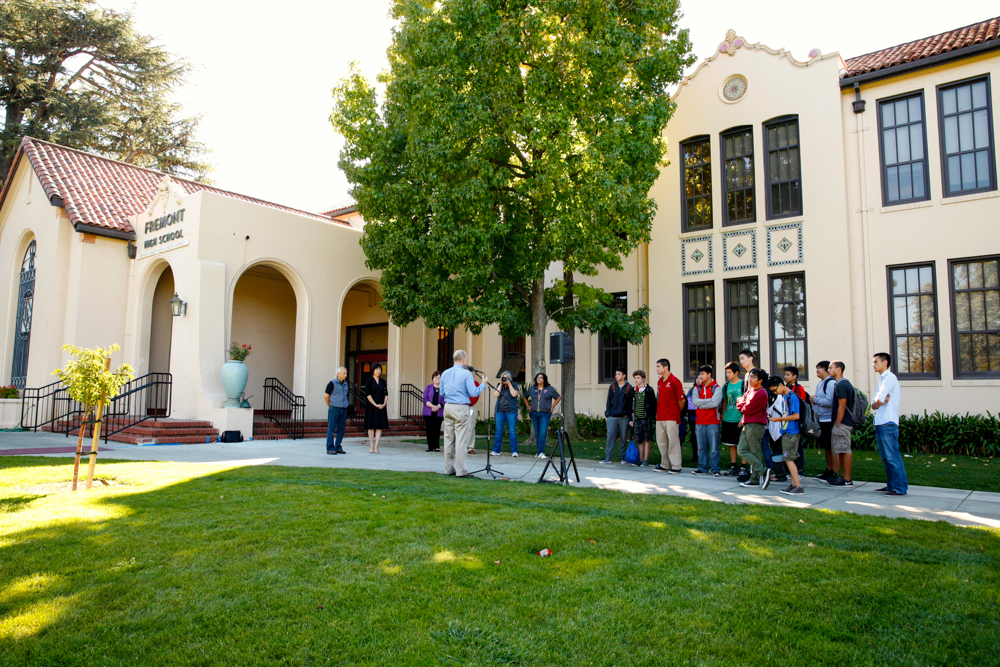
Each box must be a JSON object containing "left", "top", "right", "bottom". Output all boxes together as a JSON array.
[
  {"left": 170, "top": 292, "right": 187, "bottom": 317},
  {"left": 127, "top": 239, "right": 137, "bottom": 259}
]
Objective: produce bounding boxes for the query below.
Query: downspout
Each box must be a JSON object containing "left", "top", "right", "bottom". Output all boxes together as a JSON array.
[{"left": 852, "top": 82, "right": 877, "bottom": 394}]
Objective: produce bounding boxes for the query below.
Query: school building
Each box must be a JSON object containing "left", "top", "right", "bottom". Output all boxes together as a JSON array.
[{"left": 0, "top": 18, "right": 997, "bottom": 441}]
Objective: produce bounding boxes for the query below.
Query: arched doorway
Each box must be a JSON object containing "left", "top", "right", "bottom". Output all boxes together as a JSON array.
[
  {"left": 10, "top": 239, "right": 36, "bottom": 388},
  {"left": 231, "top": 264, "right": 297, "bottom": 408},
  {"left": 340, "top": 280, "right": 388, "bottom": 390},
  {"left": 148, "top": 266, "right": 174, "bottom": 374}
]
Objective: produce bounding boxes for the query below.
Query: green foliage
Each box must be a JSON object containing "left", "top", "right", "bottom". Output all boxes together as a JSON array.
[
  {"left": 331, "top": 0, "right": 692, "bottom": 343},
  {"left": 50, "top": 343, "right": 134, "bottom": 410},
  {"left": 0, "top": 385, "right": 18, "bottom": 399},
  {"left": 0, "top": 0, "right": 211, "bottom": 181},
  {"left": 850, "top": 411, "right": 1000, "bottom": 457},
  {"left": 228, "top": 342, "right": 251, "bottom": 362}
]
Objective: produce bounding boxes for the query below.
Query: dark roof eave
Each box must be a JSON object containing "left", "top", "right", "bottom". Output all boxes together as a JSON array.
[
  {"left": 73, "top": 222, "right": 136, "bottom": 241},
  {"left": 841, "top": 38, "right": 1000, "bottom": 88}
]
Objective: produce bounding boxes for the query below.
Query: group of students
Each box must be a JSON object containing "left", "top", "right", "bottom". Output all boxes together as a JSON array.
[{"left": 601, "top": 349, "right": 909, "bottom": 497}]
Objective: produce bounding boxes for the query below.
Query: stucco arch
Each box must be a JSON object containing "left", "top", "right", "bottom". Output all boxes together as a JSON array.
[
  {"left": 130, "top": 257, "right": 176, "bottom": 378},
  {"left": 227, "top": 257, "right": 311, "bottom": 399}
]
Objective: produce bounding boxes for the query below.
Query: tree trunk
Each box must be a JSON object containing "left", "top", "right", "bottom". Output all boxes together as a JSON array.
[
  {"left": 561, "top": 269, "right": 579, "bottom": 439},
  {"left": 527, "top": 278, "right": 548, "bottom": 449}
]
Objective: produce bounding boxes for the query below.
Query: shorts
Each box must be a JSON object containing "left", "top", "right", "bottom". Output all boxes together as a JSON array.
[
  {"left": 633, "top": 417, "right": 655, "bottom": 442},
  {"left": 819, "top": 421, "right": 833, "bottom": 451},
  {"left": 831, "top": 423, "right": 853, "bottom": 455},
  {"left": 782, "top": 433, "right": 801, "bottom": 462},
  {"left": 721, "top": 421, "right": 742, "bottom": 446}
]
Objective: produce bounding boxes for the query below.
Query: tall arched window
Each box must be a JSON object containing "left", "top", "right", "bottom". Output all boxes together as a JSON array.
[{"left": 11, "top": 240, "right": 36, "bottom": 387}]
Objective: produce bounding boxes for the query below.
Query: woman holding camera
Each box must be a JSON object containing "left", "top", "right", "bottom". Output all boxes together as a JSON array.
[
  {"left": 523, "top": 372, "right": 561, "bottom": 459},
  {"left": 492, "top": 371, "right": 520, "bottom": 457}
]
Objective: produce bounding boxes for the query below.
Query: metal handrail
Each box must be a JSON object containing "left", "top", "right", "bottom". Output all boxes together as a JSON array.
[
  {"left": 20, "top": 380, "right": 84, "bottom": 434},
  {"left": 102, "top": 372, "right": 173, "bottom": 442},
  {"left": 262, "top": 377, "right": 305, "bottom": 439},
  {"left": 399, "top": 383, "right": 426, "bottom": 425}
]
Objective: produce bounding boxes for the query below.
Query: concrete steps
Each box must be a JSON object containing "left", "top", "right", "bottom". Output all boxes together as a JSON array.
[{"left": 45, "top": 416, "right": 220, "bottom": 444}]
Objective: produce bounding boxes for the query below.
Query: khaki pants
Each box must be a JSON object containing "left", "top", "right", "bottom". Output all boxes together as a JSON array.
[
  {"left": 655, "top": 420, "right": 682, "bottom": 470},
  {"left": 443, "top": 403, "right": 474, "bottom": 476}
]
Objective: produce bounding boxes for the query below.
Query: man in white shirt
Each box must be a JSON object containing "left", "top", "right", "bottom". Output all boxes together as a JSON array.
[{"left": 871, "top": 352, "right": 908, "bottom": 496}]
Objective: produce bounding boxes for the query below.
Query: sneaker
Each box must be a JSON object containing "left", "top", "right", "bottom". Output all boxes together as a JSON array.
[
  {"left": 738, "top": 466, "right": 748, "bottom": 478},
  {"left": 668, "top": 469, "right": 682, "bottom": 475},
  {"left": 781, "top": 486, "right": 805, "bottom": 495},
  {"left": 639, "top": 460, "right": 649, "bottom": 467},
  {"left": 761, "top": 468, "right": 772, "bottom": 490},
  {"left": 692, "top": 469, "right": 706, "bottom": 475},
  {"left": 828, "top": 477, "right": 853, "bottom": 487},
  {"left": 780, "top": 484, "right": 794, "bottom": 493},
  {"left": 875, "top": 486, "right": 889, "bottom": 492},
  {"left": 884, "top": 489, "right": 906, "bottom": 496},
  {"left": 723, "top": 465, "right": 739, "bottom": 476},
  {"left": 511, "top": 452, "right": 519, "bottom": 458},
  {"left": 736, "top": 472, "right": 750, "bottom": 483},
  {"left": 815, "top": 470, "right": 835, "bottom": 481},
  {"left": 537, "top": 453, "right": 548, "bottom": 460},
  {"left": 773, "top": 475, "right": 788, "bottom": 483},
  {"left": 653, "top": 464, "right": 669, "bottom": 472},
  {"left": 492, "top": 450, "right": 502, "bottom": 456},
  {"left": 739, "top": 479, "right": 759, "bottom": 487},
  {"left": 599, "top": 459, "right": 611, "bottom": 464},
  {"left": 713, "top": 471, "right": 721, "bottom": 477},
  {"left": 619, "top": 459, "right": 627, "bottom": 465}
]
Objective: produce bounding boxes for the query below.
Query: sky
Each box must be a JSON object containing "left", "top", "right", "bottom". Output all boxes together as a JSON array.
[{"left": 103, "top": 0, "right": 998, "bottom": 214}]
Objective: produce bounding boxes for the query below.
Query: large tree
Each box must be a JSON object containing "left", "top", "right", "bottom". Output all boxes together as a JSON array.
[
  {"left": 332, "top": 0, "right": 692, "bottom": 436},
  {"left": 0, "top": 0, "right": 210, "bottom": 182}
]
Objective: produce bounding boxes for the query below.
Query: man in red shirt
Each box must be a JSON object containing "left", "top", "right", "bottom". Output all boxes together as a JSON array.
[
  {"left": 736, "top": 368, "right": 769, "bottom": 488},
  {"left": 655, "top": 358, "right": 686, "bottom": 473}
]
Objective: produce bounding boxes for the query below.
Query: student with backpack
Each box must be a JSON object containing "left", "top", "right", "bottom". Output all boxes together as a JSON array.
[
  {"left": 812, "top": 361, "right": 839, "bottom": 482},
  {"left": 690, "top": 365, "right": 723, "bottom": 475},
  {"left": 771, "top": 379, "right": 804, "bottom": 495},
  {"left": 629, "top": 370, "right": 657, "bottom": 468},
  {"left": 828, "top": 360, "right": 856, "bottom": 487},
  {"left": 783, "top": 366, "right": 809, "bottom": 476}
]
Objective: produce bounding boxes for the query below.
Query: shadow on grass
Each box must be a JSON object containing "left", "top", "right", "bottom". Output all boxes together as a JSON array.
[{"left": 1, "top": 459, "right": 999, "bottom": 666}]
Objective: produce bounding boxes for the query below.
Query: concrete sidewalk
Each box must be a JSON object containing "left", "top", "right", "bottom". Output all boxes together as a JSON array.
[{"left": 2, "top": 430, "right": 998, "bottom": 530}]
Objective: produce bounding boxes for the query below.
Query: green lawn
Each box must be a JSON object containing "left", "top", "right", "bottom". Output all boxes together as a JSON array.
[
  {"left": 1, "top": 457, "right": 998, "bottom": 666},
  {"left": 424, "top": 434, "right": 1000, "bottom": 493}
]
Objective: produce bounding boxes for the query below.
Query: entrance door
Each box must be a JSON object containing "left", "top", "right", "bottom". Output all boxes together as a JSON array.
[{"left": 355, "top": 353, "right": 388, "bottom": 389}]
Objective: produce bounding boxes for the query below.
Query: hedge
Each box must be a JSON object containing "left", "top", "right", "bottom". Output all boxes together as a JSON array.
[{"left": 475, "top": 411, "right": 1000, "bottom": 457}]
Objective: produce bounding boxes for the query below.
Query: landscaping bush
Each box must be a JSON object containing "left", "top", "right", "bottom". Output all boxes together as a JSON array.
[
  {"left": 0, "top": 385, "right": 18, "bottom": 399},
  {"left": 850, "top": 411, "right": 1000, "bottom": 457},
  {"left": 474, "top": 411, "right": 1000, "bottom": 457}
]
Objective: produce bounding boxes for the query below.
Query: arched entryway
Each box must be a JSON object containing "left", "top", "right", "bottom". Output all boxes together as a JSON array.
[
  {"left": 148, "top": 266, "right": 174, "bottom": 374},
  {"left": 340, "top": 280, "right": 388, "bottom": 390},
  {"left": 231, "top": 264, "right": 298, "bottom": 409},
  {"left": 9, "top": 237, "right": 36, "bottom": 388}
]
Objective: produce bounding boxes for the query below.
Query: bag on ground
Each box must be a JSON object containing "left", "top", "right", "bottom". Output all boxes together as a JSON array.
[{"left": 625, "top": 440, "right": 640, "bottom": 465}]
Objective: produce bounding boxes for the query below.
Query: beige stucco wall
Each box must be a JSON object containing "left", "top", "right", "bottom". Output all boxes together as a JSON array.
[
  {"left": 648, "top": 39, "right": 854, "bottom": 401},
  {"left": 842, "top": 49, "right": 1000, "bottom": 415}
]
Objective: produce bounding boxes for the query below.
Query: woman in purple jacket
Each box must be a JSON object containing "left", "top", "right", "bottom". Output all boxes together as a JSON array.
[{"left": 422, "top": 371, "right": 444, "bottom": 452}]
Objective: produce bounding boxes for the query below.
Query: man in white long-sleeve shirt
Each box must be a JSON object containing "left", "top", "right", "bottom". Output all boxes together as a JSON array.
[
  {"left": 811, "top": 360, "right": 839, "bottom": 482},
  {"left": 871, "top": 352, "right": 908, "bottom": 496}
]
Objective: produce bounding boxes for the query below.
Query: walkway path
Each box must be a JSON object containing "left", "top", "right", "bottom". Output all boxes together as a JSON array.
[{"left": 2, "top": 431, "right": 998, "bottom": 529}]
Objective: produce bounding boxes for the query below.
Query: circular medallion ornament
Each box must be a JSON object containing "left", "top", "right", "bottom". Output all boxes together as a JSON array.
[{"left": 720, "top": 75, "right": 749, "bottom": 103}]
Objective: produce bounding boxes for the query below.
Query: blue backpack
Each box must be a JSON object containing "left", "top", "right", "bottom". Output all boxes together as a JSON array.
[{"left": 625, "top": 440, "right": 640, "bottom": 465}]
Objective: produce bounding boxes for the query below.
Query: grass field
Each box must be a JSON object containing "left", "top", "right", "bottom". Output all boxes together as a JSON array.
[
  {"left": 1, "top": 456, "right": 999, "bottom": 666},
  {"left": 422, "top": 434, "right": 1000, "bottom": 493}
]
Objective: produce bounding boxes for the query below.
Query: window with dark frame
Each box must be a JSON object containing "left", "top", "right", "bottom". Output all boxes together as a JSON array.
[
  {"left": 879, "top": 93, "right": 930, "bottom": 205},
  {"left": 683, "top": 282, "right": 715, "bottom": 381},
  {"left": 764, "top": 117, "right": 802, "bottom": 219},
  {"left": 939, "top": 77, "right": 996, "bottom": 196},
  {"left": 725, "top": 278, "right": 759, "bottom": 368},
  {"left": 949, "top": 256, "right": 1000, "bottom": 377},
  {"left": 769, "top": 273, "right": 808, "bottom": 378},
  {"left": 888, "top": 264, "right": 939, "bottom": 378},
  {"left": 598, "top": 292, "right": 628, "bottom": 383},
  {"left": 436, "top": 327, "right": 454, "bottom": 373},
  {"left": 502, "top": 336, "right": 526, "bottom": 383},
  {"left": 722, "top": 128, "right": 755, "bottom": 225},
  {"left": 681, "top": 137, "right": 713, "bottom": 231}
]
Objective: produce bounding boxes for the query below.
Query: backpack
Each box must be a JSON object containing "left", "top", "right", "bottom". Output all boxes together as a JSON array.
[
  {"left": 851, "top": 387, "right": 870, "bottom": 425},
  {"left": 797, "top": 396, "right": 821, "bottom": 440},
  {"left": 625, "top": 440, "right": 640, "bottom": 465}
]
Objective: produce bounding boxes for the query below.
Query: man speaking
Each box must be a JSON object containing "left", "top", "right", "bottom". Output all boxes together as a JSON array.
[{"left": 440, "top": 349, "right": 486, "bottom": 477}]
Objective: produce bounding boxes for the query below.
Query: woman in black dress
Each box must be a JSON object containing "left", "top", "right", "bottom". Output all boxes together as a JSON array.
[{"left": 364, "top": 364, "right": 389, "bottom": 453}]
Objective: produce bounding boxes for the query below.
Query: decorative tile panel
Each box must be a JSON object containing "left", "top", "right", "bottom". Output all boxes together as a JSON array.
[
  {"left": 681, "top": 234, "right": 713, "bottom": 276},
  {"left": 721, "top": 228, "right": 757, "bottom": 272},
  {"left": 766, "top": 221, "right": 804, "bottom": 267}
]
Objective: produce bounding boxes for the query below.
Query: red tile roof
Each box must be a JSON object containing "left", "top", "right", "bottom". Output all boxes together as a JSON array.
[
  {"left": 7, "top": 137, "right": 349, "bottom": 236},
  {"left": 844, "top": 17, "right": 1000, "bottom": 78}
]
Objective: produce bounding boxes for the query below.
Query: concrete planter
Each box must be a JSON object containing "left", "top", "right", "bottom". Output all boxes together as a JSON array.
[
  {"left": 0, "top": 398, "right": 21, "bottom": 429},
  {"left": 221, "top": 360, "right": 249, "bottom": 408}
]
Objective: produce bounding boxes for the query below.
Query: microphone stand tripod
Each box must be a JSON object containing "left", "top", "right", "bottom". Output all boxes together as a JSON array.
[{"left": 468, "top": 369, "right": 504, "bottom": 479}]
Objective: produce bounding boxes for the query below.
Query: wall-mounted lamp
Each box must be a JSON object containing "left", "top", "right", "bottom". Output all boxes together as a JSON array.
[
  {"left": 127, "top": 239, "right": 137, "bottom": 259},
  {"left": 170, "top": 292, "right": 187, "bottom": 317}
]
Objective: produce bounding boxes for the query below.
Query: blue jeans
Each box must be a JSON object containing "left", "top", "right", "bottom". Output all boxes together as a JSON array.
[
  {"left": 326, "top": 405, "right": 347, "bottom": 451},
  {"left": 695, "top": 423, "right": 721, "bottom": 473},
  {"left": 494, "top": 410, "right": 519, "bottom": 454},
  {"left": 531, "top": 411, "right": 552, "bottom": 454},
  {"left": 875, "top": 423, "right": 908, "bottom": 494},
  {"left": 761, "top": 430, "right": 774, "bottom": 470}
]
